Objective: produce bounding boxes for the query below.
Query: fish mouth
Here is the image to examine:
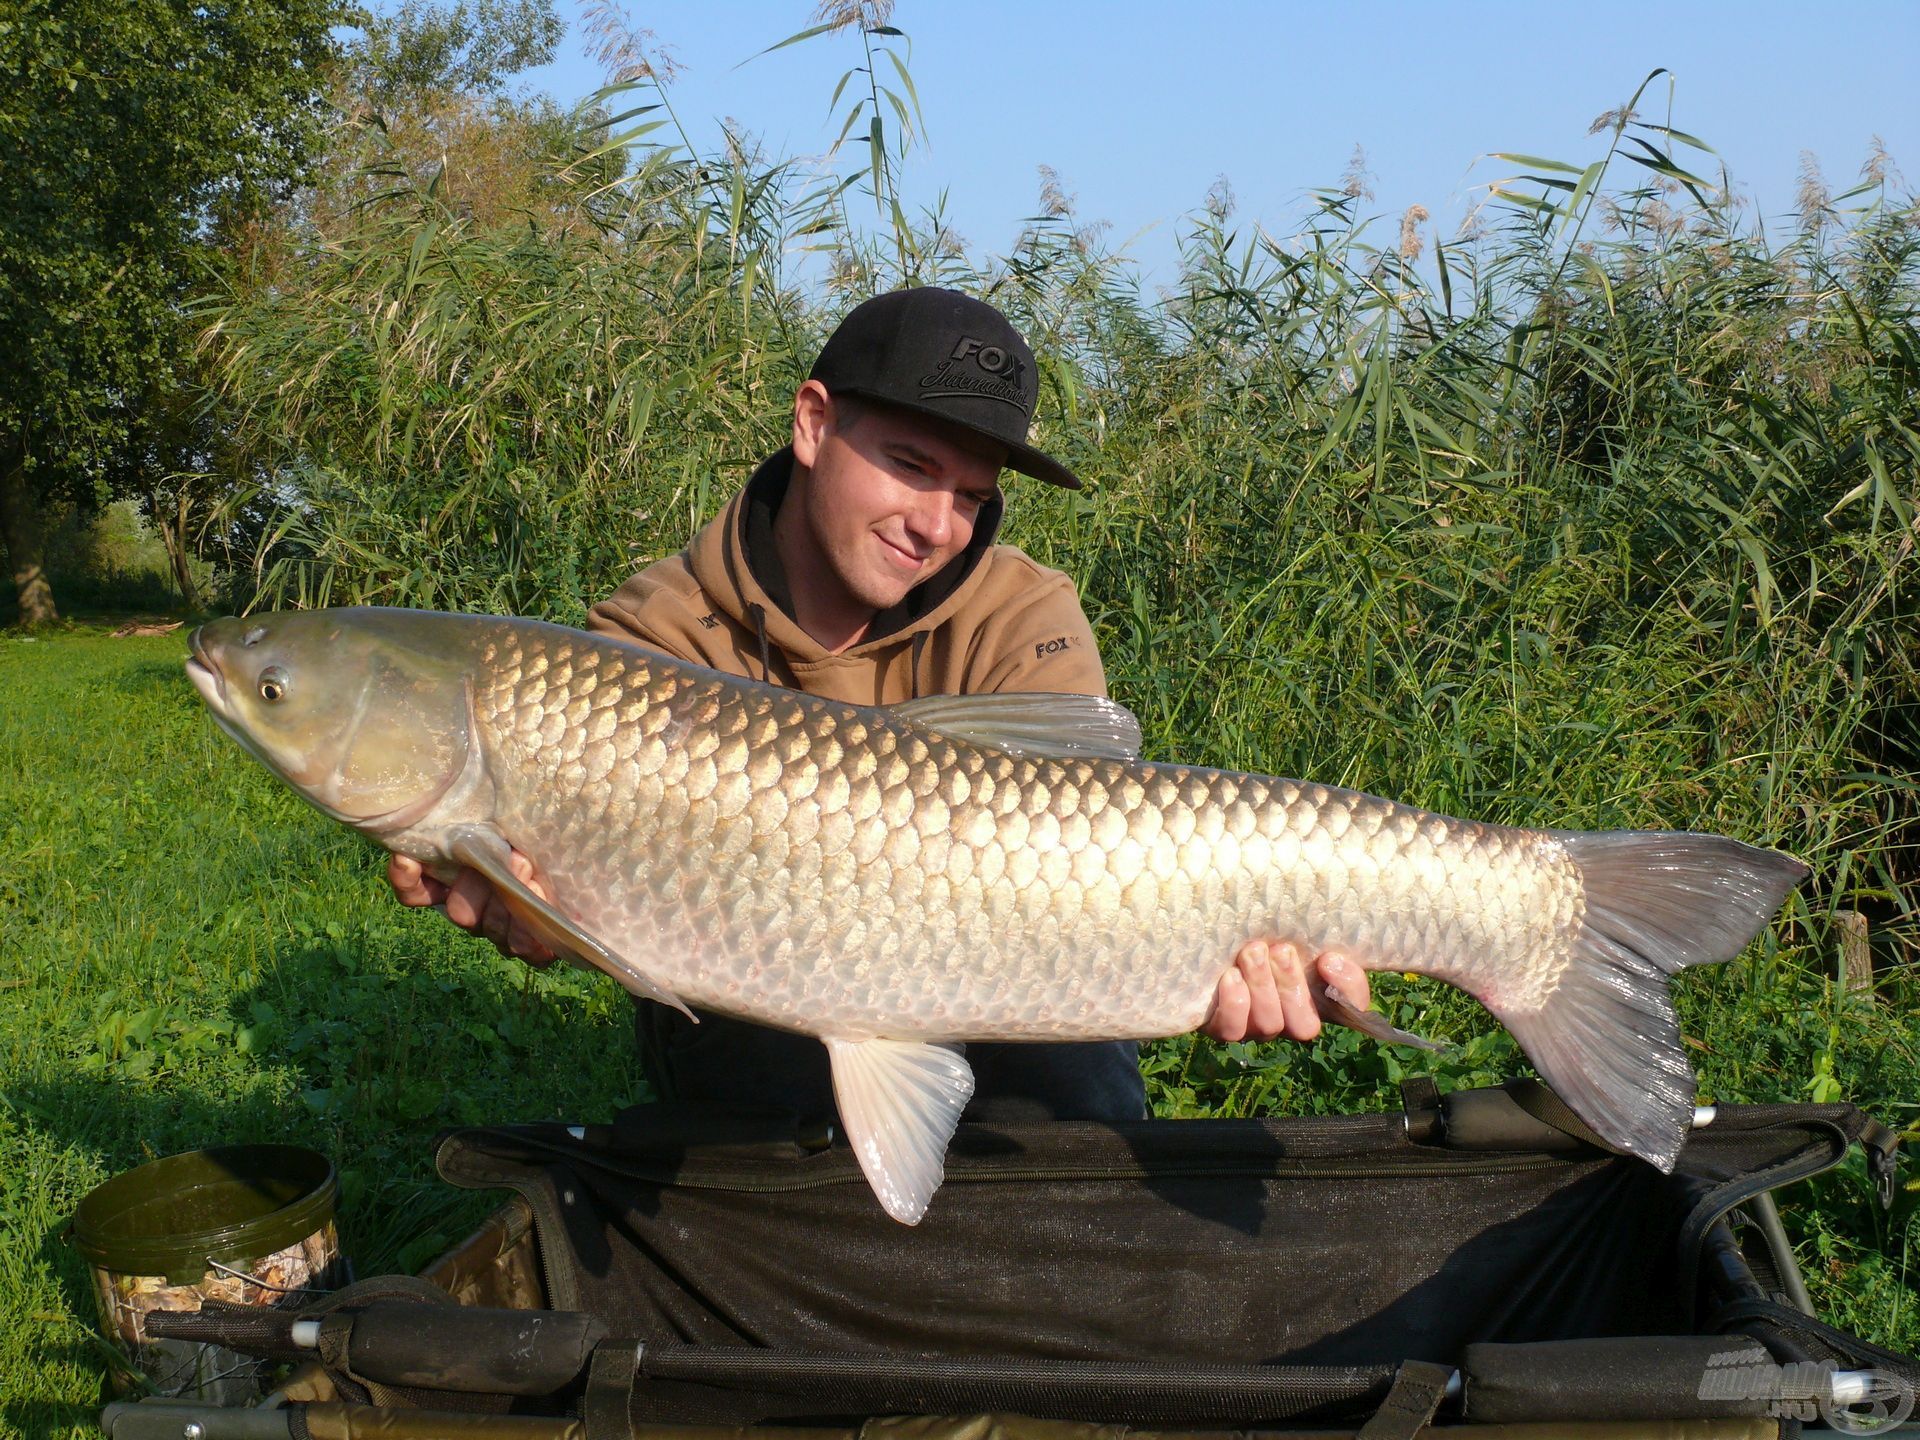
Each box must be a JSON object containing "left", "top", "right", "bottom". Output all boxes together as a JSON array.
[
  {"left": 184, "top": 626, "right": 228, "bottom": 713},
  {"left": 183, "top": 627, "right": 303, "bottom": 799}
]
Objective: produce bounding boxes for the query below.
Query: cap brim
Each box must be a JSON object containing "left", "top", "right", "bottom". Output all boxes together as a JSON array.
[
  {"left": 1002, "top": 438, "right": 1083, "bottom": 491},
  {"left": 829, "top": 388, "right": 1084, "bottom": 491}
]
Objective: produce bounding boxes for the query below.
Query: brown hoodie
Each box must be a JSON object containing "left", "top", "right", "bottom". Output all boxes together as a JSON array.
[{"left": 586, "top": 448, "right": 1107, "bottom": 705}]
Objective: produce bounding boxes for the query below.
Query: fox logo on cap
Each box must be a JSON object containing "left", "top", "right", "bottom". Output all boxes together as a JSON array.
[
  {"left": 918, "top": 334, "right": 1026, "bottom": 407},
  {"left": 806, "top": 286, "right": 1083, "bottom": 488},
  {"left": 947, "top": 336, "right": 1026, "bottom": 386}
]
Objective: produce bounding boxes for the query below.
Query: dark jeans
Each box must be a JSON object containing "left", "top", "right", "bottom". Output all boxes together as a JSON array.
[{"left": 634, "top": 1002, "right": 1148, "bottom": 1125}]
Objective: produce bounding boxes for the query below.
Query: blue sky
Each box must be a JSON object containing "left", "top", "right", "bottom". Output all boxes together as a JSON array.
[{"left": 512, "top": 2, "right": 1919, "bottom": 289}]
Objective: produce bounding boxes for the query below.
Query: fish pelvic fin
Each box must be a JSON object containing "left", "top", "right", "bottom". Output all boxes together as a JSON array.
[
  {"left": 1499, "top": 832, "right": 1808, "bottom": 1173},
  {"left": 444, "top": 823, "right": 695, "bottom": 1022},
  {"left": 1317, "top": 980, "right": 1446, "bottom": 1052},
  {"left": 825, "top": 1037, "right": 975, "bottom": 1225}
]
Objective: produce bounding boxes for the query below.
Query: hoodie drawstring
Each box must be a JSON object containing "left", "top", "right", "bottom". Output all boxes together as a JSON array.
[
  {"left": 747, "top": 603, "right": 776, "bottom": 685},
  {"left": 910, "top": 630, "right": 928, "bottom": 700}
]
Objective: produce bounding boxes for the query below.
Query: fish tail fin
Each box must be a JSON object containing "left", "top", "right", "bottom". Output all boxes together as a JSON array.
[{"left": 1494, "top": 832, "right": 1807, "bottom": 1172}]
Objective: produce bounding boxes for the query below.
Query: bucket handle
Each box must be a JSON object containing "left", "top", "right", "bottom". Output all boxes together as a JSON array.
[{"left": 202, "top": 1256, "right": 328, "bottom": 1298}]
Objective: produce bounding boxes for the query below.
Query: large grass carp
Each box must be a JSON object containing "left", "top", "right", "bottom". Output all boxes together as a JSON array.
[{"left": 186, "top": 607, "right": 1807, "bottom": 1222}]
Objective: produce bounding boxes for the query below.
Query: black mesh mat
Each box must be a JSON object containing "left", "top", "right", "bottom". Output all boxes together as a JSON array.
[{"left": 432, "top": 1090, "right": 1887, "bottom": 1384}]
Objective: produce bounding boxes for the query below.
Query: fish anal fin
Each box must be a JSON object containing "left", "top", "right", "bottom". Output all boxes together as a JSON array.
[
  {"left": 825, "top": 1037, "right": 975, "bottom": 1225},
  {"left": 892, "top": 692, "right": 1142, "bottom": 761},
  {"left": 444, "top": 823, "right": 695, "bottom": 1022}
]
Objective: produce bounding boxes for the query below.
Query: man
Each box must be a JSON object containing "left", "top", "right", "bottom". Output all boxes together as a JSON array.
[{"left": 391, "top": 287, "right": 1371, "bottom": 1122}]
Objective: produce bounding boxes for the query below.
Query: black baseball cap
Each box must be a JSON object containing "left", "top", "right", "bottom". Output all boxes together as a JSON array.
[{"left": 808, "top": 287, "right": 1082, "bottom": 490}]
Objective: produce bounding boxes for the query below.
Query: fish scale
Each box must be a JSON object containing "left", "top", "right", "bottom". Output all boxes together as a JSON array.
[
  {"left": 470, "top": 622, "right": 1575, "bottom": 1041},
  {"left": 186, "top": 607, "right": 1808, "bottom": 1223}
]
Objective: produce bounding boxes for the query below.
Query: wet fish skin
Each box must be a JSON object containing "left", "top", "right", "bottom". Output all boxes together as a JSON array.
[
  {"left": 466, "top": 619, "right": 1575, "bottom": 1040},
  {"left": 185, "top": 608, "right": 1809, "bottom": 1223}
]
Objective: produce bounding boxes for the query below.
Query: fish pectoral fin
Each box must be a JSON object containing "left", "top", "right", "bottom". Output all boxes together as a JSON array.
[
  {"left": 892, "top": 693, "right": 1142, "bottom": 761},
  {"left": 1316, "top": 979, "right": 1447, "bottom": 1052},
  {"left": 444, "top": 824, "right": 695, "bottom": 1022},
  {"left": 825, "top": 1037, "right": 975, "bottom": 1225}
]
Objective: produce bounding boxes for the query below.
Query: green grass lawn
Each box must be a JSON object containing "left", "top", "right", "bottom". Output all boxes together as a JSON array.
[{"left": 1, "top": 623, "right": 1914, "bottom": 1436}]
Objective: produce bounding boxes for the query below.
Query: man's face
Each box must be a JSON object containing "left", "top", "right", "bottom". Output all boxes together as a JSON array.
[{"left": 790, "top": 387, "right": 1006, "bottom": 613}]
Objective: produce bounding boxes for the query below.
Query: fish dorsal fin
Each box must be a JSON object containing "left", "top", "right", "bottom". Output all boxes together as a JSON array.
[
  {"left": 892, "top": 692, "right": 1142, "bottom": 761},
  {"left": 444, "top": 823, "right": 695, "bottom": 1022},
  {"left": 825, "top": 1037, "right": 975, "bottom": 1224}
]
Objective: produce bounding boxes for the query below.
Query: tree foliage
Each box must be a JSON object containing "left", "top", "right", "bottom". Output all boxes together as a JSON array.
[
  {"left": 0, "top": 0, "right": 343, "bottom": 622},
  {"left": 348, "top": 0, "right": 561, "bottom": 106}
]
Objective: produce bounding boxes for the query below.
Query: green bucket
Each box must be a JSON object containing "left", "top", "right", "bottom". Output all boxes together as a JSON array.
[{"left": 70, "top": 1145, "right": 343, "bottom": 1400}]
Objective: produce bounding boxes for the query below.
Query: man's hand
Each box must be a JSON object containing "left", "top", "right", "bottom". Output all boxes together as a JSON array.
[
  {"left": 388, "top": 852, "right": 558, "bottom": 967},
  {"left": 1203, "top": 940, "right": 1371, "bottom": 1044}
]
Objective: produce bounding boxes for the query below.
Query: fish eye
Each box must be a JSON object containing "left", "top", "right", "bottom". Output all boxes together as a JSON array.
[{"left": 258, "top": 667, "right": 290, "bottom": 703}]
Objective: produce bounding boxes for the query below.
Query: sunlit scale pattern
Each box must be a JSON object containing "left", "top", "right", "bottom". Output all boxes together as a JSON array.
[{"left": 463, "top": 622, "right": 1586, "bottom": 1042}]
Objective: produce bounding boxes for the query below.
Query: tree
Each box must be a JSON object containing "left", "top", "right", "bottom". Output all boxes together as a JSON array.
[
  {"left": 348, "top": 0, "right": 561, "bottom": 108},
  {"left": 0, "top": 0, "right": 344, "bottom": 624}
]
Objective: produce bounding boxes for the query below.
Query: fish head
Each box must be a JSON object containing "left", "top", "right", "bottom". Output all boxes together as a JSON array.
[{"left": 185, "top": 609, "right": 475, "bottom": 832}]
